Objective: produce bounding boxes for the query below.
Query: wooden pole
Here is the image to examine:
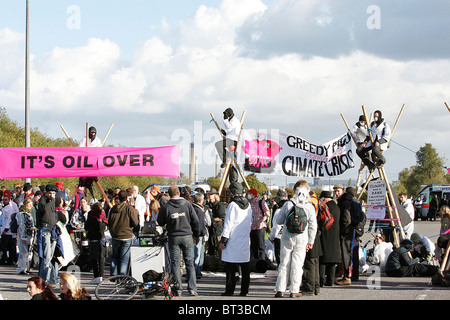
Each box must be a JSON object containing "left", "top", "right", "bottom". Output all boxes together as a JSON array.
[
  {"left": 378, "top": 168, "right": 401, "bottom": 248},
  {"left": 86, "top": 122, "right": 89, "bottom": 147},
  {"left": 340, "top": 114, "right": 358, "bottom": 145},
  {"left": 101, "top": 123, "right": 114, "bottom": 146},
  {"left": 445, "top": 102, "right": 450, "bottom": 112},
  {"left": 95, "top": 180, "right": 112, "bottom": 208},
  {"left": 60, "top": 125, "right": 75, "bottom": 147},
  {"left": 64, "top": 184, "right": 79, "bottom": 211},
  {"left": 441, "top": 241, "right": 450, "bottom": 272},
  {"left": 387, "top": 104, "right": 405, "bottom": 148}
]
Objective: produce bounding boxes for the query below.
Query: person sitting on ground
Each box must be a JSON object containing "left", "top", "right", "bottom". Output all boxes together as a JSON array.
[
  {"left": 370, "top": 233, "right": 393, "bottom": 272},
  {"left": 385, "top": 239, "right": 440, "bottom": 277},
  {"left": 59, "top": 272, "right": 92, "bottom": 300},
  {"left": 27, "top": 276, "right": 58, "bottom": 300},
  {"left": 410, "top": 232, "right": 435, "bottom": 265}
]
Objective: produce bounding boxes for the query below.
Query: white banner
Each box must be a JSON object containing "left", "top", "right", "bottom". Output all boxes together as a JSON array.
[
  {"left": 366, "top": 179, "right": 387, "bottom": 220},
  {"left": 238, "top": 130, "right": 354, "bottom": 177}
]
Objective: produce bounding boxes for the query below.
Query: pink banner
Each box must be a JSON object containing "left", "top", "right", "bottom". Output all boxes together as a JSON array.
[{"left": 0, "top": 146, "right": 180, "bottom": 179}]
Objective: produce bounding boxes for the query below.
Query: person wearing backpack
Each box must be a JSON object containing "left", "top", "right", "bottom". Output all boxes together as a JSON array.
[
  {"left": 318, "top": 191, "right": 341, "bottom": 287},
  {"left": 274, "top": 180, "right": 317, "bottom": 298},
  {"left": 0, "top": 190, "right": 19, "bottom": 265}
]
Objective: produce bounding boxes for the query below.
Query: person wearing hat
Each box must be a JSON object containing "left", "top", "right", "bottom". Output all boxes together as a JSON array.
[
  {"left": 36, "top": 184, "right": 67, "bottom": 285},
  {"left": 219, "top": 181, "right": 252, "bottom": 296},
  {"left": 410, "top": 232, "right": 435, "bottom": 264},
  {"left": 78, "top": 126, "right": 102, "bottom": 147},
  {"left": 206, "top": 188, "right": 226, "bottom": 257},
  {"left": 269, "top": 189, "right": 289, "bottom": 266},
  {"left": 0, "top": 190, "right": 19, "bottom": 265},
  {"left": 19, "top": 183, "right": 34, "bottom": 207},
  {"left": 248, "top": 188, "right": 270, "bottom": 262},
  {"left": 356, "top": 110, "right": 391, "bottom": 172},
  {"left": 318, "top": 190, "right": 341, "bottom": 287},
  {"left": 214, "top": 108, "right": 241, "bottom": 168}
]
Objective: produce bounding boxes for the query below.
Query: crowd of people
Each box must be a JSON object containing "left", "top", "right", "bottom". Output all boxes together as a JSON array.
[{"left": 0, "top": 176, "right": 449, "bottom": 300}]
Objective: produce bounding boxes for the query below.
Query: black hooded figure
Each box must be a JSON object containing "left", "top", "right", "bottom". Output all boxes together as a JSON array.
[{"left": 88, "top": 126, "right": 97, "bottom": 142}]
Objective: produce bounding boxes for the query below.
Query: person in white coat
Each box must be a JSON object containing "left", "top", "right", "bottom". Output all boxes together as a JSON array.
[
  {"left": 215, "top": 108, "right": 241, "bottom": 168},
  {"left": 274, "top": 180, "right": 317, "bottom": 298},
  {"left": 371, "top": 233, "right": 393, "bottom": 272},
  {"left": 356, "top": 110, "right": 391, "bottom": 172},
  {"left": 219, "top": 181, "right": 252, "bottom": 297},
  {"left": 0, "top": 191, "right": 19, "bottom": 265},
  {"left": 131, "top": 185, "right": 148, "bottom": 230},
  {"left": 399, "top": 192, "right": 414, "bottom": 239}
]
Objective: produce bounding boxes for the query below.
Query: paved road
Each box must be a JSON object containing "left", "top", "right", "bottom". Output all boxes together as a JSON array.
[{"left": 1, "top": 220, "right": 448, "bottom": 304}]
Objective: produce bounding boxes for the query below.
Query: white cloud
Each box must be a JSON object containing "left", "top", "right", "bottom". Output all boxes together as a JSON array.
[{"left": 235, "top": 0, "right": 450, "bottom": 61}]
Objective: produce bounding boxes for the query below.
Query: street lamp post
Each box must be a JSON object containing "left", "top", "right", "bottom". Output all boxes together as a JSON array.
[{"left": 25, "top": 0, "right": 31, "bottom": 184}]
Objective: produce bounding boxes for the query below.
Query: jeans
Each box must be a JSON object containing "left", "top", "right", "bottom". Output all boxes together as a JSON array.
[
  {"left": 169, "top": 235, "right": 197, "bottom": 294},
  {"left": 194, "top": 236, "right": 205, "bottom": 278},
  {"left": 38, "top": 230, "right": 58, "bottom": 285},
  {"left": 110, "top": 238, "right": 133, "bottom": 276}
]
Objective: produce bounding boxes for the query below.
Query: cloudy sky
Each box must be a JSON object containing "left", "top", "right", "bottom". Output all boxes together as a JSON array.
[{"left": 1, "top": 0, "right": 450, "bottom": 188}]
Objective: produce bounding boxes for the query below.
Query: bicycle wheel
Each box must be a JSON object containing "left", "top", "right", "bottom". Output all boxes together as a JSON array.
[{"left": 95, "top": 275, "right": 139, "bottom": 300}]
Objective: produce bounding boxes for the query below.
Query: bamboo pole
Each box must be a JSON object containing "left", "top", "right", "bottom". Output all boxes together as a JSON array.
[
  {"left": 64, "top": 184, "right": 79, "bottom": 211},
  {"left": 60, "top": 125, "right": 75, "bottom": 147},
  {"left": 441, "top": 241, "right": 450, "bottom": 272},
  {"left": 95, "top": 180, "right": 112, "bottom": 208},
  {"left": 101, "top": 123, "right": 115, "bottom": 146},
  {"left": 218, "top": 158, "right": 233, "bottom": 195},
  {"left": 86, "top": 122, "right": 89, "bottom": 147},
  {"left": 387, "top": 104, "right": 405, "bottom": 148}
]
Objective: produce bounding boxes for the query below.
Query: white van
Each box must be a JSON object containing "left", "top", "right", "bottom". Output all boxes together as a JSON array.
[{"left": 414, "top": 184, "right": 450, "bottom": 220}]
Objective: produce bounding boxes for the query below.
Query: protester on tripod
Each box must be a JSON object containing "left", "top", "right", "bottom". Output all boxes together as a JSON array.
[
  {"left": 356, "top": 110, "right": 391, "bottom": 172},
  {"left": 214, "top": 108, "right": 241, "bottom": 168}
]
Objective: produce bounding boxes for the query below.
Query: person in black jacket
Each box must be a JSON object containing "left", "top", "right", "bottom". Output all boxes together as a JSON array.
[
  {"left": 36, "top": 184, "right": 67, "bottom": 286},
  {"left": 157, "top": 186, "right": 200, "bottom": 297},
  {"left": 192, "top": 192, "right": 207, "bottom": 279},
  {"left": 85, "top": 201, "right": 108, "bottom": 284},
  {"left": 318, "top": 191, "right": 341, "bottom": 287},
  {"left": 206, "top": 189, "right": 226, "bottom": 257},
  {"left": 385, "top": 239, "right": 440, "bottom": 277},
  {"left": 334, "top": 184, "right": 354, "bottom": 285}
]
